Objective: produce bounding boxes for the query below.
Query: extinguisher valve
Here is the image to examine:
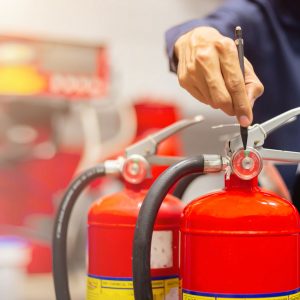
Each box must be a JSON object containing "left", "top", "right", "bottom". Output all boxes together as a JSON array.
[
  {"left": 122, "top": 155, "right": 150, "bottom": 184},
  {"left": 121, "top": 115, "right": 204, "bottom": 183},
  {"left": 225, "top": 107, "right": 300, "bottom": 179},
  {"left": 103, "top": 115, "right": 205, "bottom": 184},
  {"left": 105, "top": 108, "right": 300, "bottom": 183}
]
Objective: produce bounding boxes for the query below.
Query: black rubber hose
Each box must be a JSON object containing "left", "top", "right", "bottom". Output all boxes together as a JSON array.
[
  {"left": 52, "top": 164, "right": 106, "bottom": 300},
  {"left": 173, "top": 173, "right": 203, "bottom": 199},
  {"left": 133, "top": 156, "right": 205, "bottom": 300}
]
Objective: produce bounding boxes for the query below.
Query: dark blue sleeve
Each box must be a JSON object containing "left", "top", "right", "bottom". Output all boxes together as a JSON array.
[{"left": 165, "top": 0, "right": 265, "bottom": 72}]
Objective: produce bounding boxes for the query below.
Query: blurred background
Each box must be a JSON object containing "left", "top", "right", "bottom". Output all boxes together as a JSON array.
[{"left": 0, "top": 1, "right": 234, "bottom": 299}]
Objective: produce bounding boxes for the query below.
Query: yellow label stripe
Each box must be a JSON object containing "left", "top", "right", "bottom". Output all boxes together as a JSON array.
[
  {"left": 183, "top": 289, "right": 300, "bottom": 300},
  {"left": 87, "top": 275, "right": 179, "bottom": 300}
]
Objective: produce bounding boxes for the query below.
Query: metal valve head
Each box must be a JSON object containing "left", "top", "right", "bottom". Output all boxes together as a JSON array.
[
  {"left": 104, "top": 115, "right": 204, "bottom": 183},
  {"left": 223, "top": 107, "right": 300, "bottom": 179},
  {"left": 122, "top": 155, "right": 150, "bottom": 184}
]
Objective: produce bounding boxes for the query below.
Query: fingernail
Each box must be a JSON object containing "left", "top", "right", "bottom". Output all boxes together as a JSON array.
[{"left": 239, "top": 115, "right": 250, "bottom": 127}]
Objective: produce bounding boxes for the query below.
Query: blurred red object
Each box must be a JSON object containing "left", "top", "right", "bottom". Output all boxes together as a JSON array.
[
  {"left": 0, "top": 36, "right": 183, "bottom": 275},
  {"left": 133, "top": 98, "right": 183, "bottom": 180},
  {"left": 0, "top": 34, "right": 109, "bottom": 273}
]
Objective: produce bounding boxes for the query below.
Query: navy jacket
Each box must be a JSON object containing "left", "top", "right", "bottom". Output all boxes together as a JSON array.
[{"left": 166, "top": 0, "right": 300, "bottom": 189}]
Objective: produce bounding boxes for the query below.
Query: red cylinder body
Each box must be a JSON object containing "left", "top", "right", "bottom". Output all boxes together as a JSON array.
[
  {"left": 87, "top": 182, "right": 183, "bottom": 299},
  {"left": 87, "top": 100, "right": 184, "bottom": 299},
  {"left": 181, "top": 175, "right": 300, "bottom": 299}
]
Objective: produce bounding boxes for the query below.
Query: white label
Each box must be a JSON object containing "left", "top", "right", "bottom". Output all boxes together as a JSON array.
[
  {"left": 150, "top": 231, "right": 173, "bottom": 269},
  {"left": 166, "top": 287, "right": 179, "bottom": 300}
]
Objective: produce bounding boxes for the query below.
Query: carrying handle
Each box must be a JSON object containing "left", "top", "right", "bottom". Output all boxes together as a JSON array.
[
  {"left": 125, "top": 115, "right": 204, "bottom": 158},
  {"left": 259, "top": 148, "right": 300, "bottom": 164},
  {"left": 227, "top": 107, "right": 300, "bottom": 152},
  {"left": 260, "top": 107, "right": 300, "bottom": 136}
]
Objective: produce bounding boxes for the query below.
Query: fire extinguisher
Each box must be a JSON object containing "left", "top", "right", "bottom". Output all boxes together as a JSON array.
[
  {"left": 133, "top": 108, "right": 300, "bottom": 300},
  {"left": 52, "top": 115, "right": 203, "bottom": 300}
]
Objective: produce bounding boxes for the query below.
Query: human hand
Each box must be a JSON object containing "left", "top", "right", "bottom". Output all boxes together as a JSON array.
[{"left": 174, "top": 27, "right": 264, "bottom": 126}]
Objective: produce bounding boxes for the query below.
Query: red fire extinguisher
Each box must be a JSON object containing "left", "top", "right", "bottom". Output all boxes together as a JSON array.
[
  {"left": 52, "top": 115, "right": 203, "bottom": 300},
  {"left": 133, "top": 108, "right": 300, "bottom": 300}
]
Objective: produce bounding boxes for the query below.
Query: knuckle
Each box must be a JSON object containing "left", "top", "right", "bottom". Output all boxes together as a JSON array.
[
  {"left": 226, "top": 110, "right": 235, "bottom": 116},
  {"left": 190, "top": 30, "right": 201, "bottom": 47},
  {"left": 206, "top": 77, "right": 218, "bottom": 90},
  {"left": 222, "top": 105, "right": 235, "bottom": 116},
  {"left": 178, "top": 73, "right": 188, "bottom": 88},
  {"left": 227, "top": 77, "right": 243, "bottom": 92},
  {"left": 236, "top": 102, "right": 249, "bottom": 112},
  {"left": 224, "top": 94, "right": 232, "bottom": 103},
  {"left": 178, "top": 73, "right": 185, "bottom": 87},
  {"left": 190, "top": 27, "right": 218, "bottom": 44},
  {"left": 214, "top": 95, "right": 232, "bottom": 109},
  {"left": 215, "top": 37, "right": 236, "bottom": 53},
  {"left": 219, "top": 95, "right": 232, "bottom": 106},
  {"left": 186, "top": 62, "right": 196, "bottom": 74},
  {"left": 210, "top": 102, "right": 218, "bottom": 109},
  {"left": 195, "top": 49, "right": 210, "bottom": 64},
  {"left": 256, "top": 82, "right": 264, "bottom": 95},
  {"left": 210, "top": 99, "right": 221, "bottom": 109}
]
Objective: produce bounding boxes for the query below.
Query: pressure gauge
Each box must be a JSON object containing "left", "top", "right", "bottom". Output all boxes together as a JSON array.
[
  {"left": 122, "top": 154, "right": 150, "bottom": 184},
  {"left": 231, "top": 147, "right": 263, "bottom": 180}
]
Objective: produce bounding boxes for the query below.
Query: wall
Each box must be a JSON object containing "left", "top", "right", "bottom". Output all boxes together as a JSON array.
[
  {"left": 0, "top": 0, "right": 235, "bottom": 159},
  {"left": 0, "top": 0, "right": 225, "bottom": 115}
]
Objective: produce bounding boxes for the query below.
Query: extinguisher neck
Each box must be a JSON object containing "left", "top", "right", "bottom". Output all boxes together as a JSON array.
[
  {"left": 124, "top": 178, "right": 153, "bottom": 192},
  {"left": 225, "top": 174, "right": 259, "bottom": 191}
]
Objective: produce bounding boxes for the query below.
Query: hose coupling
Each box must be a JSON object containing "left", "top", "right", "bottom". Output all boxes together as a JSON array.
[{"left": 203, "top": 155, "right": 228, "bottom": 173}]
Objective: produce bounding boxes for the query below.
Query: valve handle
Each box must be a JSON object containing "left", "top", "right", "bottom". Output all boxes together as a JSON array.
[
  {"left": 259, "top": 148, "right": 300, "bottom": 164},
  {"left": 260, "top": 107, "right": 300, "bottom": 136},
  {"left": 227, "top": 107, "right": 300, "bottom": 153},
  {"left": 212, "top": 124, "right": 239, "bottom": 129},
  {"left": 125, "top": 115, "right": 204, "bottom": 158},
  {"left": 104, "top": 115, "right": 204, "bottom": 182}
]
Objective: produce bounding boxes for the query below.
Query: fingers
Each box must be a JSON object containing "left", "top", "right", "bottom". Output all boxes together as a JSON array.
[
  {"left": 193, "top": 46, "right": 234, "bottom": 115},
  {"left": 177, "top": 41, "right": 211, "bottom": 104},
  {"left": 216, "top": 37, "right": 252, "bottom": 126},
  {"left": 178, "top": 35, "right": 235, "bottom": 115},
  {"left": 174, "top": 27, "right": 264, "bottom": 125}
]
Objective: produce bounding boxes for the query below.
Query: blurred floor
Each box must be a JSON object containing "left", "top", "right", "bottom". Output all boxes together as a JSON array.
[{"left": 24, "top": 273, "right": 85, "bottom": 300}]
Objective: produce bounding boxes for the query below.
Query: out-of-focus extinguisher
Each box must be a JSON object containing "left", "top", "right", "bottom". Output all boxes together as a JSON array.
[
  {"left": 133, "top": 108, "right": 300, "bottom": 300},
  {"left": 52, "top": 115, "right": 204, "bottom": 300}
]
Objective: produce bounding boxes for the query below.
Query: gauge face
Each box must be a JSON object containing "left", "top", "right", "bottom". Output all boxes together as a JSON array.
[
  {"left": 231, "top": 148, "right": 262, "bottom": 180},
  {"left": 122, "top": 155, "right": 149, "bottom": 184}
]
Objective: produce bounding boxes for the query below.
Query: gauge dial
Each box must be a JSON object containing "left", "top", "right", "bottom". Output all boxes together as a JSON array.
[{"left": 231, "top": 148, "right": 262, "bottom": 180}]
